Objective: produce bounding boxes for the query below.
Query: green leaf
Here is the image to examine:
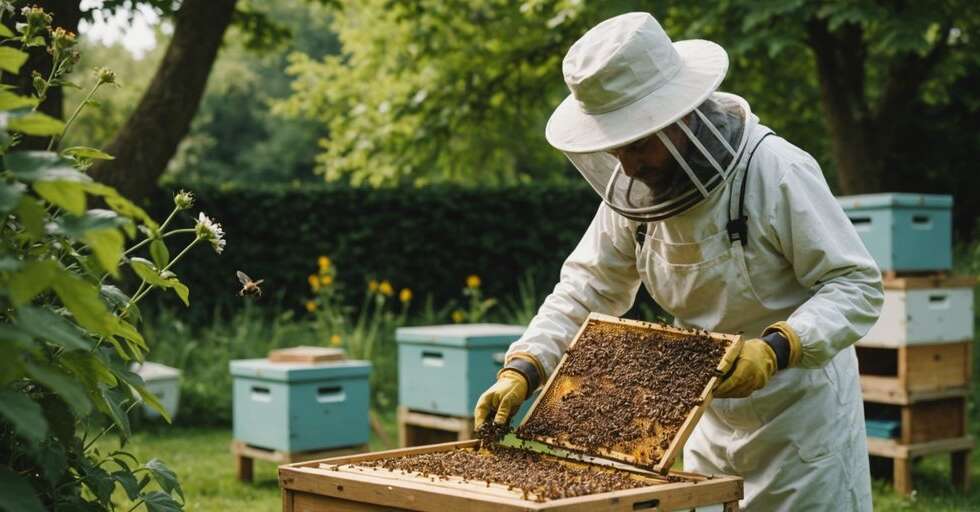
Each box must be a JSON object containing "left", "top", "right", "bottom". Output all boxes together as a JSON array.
[
  {"left": 60, "top": 351, "right": 117, "bottom": 388},
  {"left": 4, "top": 151, "right": 77, "bottom": 181},
  {"left": 145, "top": 459, "right": 183, "bottom": 500},
  {"left": 0, "top": 90, "right": 37, "bottom": 110},
  {"left": 0, "top": 256, "right": 23, "bottom": 272},
  {"left": 113, "top": 470, "right": 140, "bottom": 501},
  {"left": 99, "top": 385, "right": 131, "bottom": 439},
  {"left": 150, "top": 239, "right": 170, "bottom": 268},
  {"left": 14, "top": 196, "right": 45, "bottom": 239},
  {"left": 62, "top": 146, "right": 114, "bottom": 160},
  {"left": 113, "top": 319, "right": 146, "bottom": 351},
  {"left": 51, "top": 271, "right": 117, "bottom": 337},
  {"left": 115, "top": 369, "right": 170, "bottom": 423},
  {"left": 83, "top": 227, "right": 124, "bottom": 277},
  {"left": 0, "top": 180, "right": 25, "bottom": 215},
  {"left": 8, "top": 112, "right": 65, "bottom": 136},
  {"left": 0, "top": 467, "right": 46, "bottom": 512},
  {"left": 130, "top": 257, "right": 169, "bottom": 287},
  {"left": 0, "top": 24, "right": 13, "bottom": 38},
  {"left": 79, "top": 456, "right": 114, "bottom": 505},
  {"left": 80, "top": 182, "right": 158, "bottom": 230},
  {"left": 9, "top": 259, "right": 59, "bottom": 306},
  {"left": 0, "top": 390, "right": 48, "bottom": 444},
  {"left": 26, "top": 363, "right": 93, "bottom": 417},
  {"left": 142, "top": 490, "right": 182, "bottom": 512},
  {"left": 169, "top": 280, "right": 190, "bottom": 306},
  {"left": 34, "top": 180, "right": 86, "bottom": 215},
  {"left": 0, "top": 47, "right": 29, "bottom": 74},
  {"left": 15, "top": 306, "right": 92, "bottom": 351}
]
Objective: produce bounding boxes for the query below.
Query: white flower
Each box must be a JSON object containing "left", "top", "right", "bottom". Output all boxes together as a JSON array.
[
  {"left": 174, "top": 189, "right": 194, "bottom": 210},
  {"left": 194, "top": 212, "right": 225, "bottom": 254}
]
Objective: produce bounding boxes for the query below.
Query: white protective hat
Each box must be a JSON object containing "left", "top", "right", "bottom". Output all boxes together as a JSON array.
[{"left": 546, "top": 12, "right": 748, "bottom": 222}]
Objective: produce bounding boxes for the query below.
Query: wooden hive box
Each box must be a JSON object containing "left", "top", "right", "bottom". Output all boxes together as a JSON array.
[{"left": 279, "top": 313, "right": 744, "bottom": 510}]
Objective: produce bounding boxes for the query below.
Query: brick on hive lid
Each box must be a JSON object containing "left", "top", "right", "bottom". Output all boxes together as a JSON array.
[{"left": 267, "top": 346, "right": 346, "bottom": 364}]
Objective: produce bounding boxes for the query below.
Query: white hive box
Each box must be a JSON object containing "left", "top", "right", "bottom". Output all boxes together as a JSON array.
[
  {"left": 133, "top": 362, "right": 182, "bottom": 419},
  {"left": 859, "top": 276, "right": 976, "bottom": 348}
]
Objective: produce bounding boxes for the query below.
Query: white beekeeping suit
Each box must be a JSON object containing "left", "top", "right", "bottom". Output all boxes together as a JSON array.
[{"left": 502, "top": 12, "right": 882, "bottom": 511}]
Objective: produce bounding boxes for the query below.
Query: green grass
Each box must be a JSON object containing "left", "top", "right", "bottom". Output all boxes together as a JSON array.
[{"left": 97, "top": 417, "right": 980, "bottom": 511}]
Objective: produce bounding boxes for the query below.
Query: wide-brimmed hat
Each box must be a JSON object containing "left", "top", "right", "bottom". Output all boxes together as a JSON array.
[{"left": 545, "top": 12, "right": 729, "bottom": 153}]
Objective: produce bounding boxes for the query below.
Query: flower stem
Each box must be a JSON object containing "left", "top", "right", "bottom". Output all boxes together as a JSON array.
[
  {"left": 48, "top": 81, "right": 101, "bottom": 151},
  {"left": 163, "top": 238, "right": 199, "bottom": 272}
]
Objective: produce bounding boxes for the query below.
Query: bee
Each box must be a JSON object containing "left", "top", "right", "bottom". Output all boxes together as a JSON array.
[{"left": 236, "top": 270, "right": 265, "bottom": 298}]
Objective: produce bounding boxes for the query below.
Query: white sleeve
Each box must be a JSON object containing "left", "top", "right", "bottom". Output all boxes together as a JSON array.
[
  {"left": 766, "top": 156, "right": 884, "bottom": 368},
  {"left": 507, "top": 202, "right": 642, "bottom": 378}
]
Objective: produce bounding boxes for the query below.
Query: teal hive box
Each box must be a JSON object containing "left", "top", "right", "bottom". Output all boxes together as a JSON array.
[
  {"left": 230, "top": 358, "right": 370, "bottom": 452},
  {"left": 837, "top": 193, "right": 952, "bottom": 273},
  {"left": 397, "top": 324, "right": 532, "bottom": 418}
]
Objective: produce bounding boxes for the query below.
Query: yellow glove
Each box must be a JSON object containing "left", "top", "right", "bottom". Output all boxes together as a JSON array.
[
  {"left": 713, "top": 339, "right": 777, "bottom": 398},
  {"left": 473, "top": 370, "right": 528, "bottom": 429}
]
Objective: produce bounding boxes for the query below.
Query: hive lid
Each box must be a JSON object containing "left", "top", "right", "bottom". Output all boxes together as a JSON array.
[
  {"left": 268, "top": 346, "right": 346, "bottom": 364},
  {"left": 837, "top": 193, "right": 952, "bottom": 210},
  {"left": 395, "top": 324, "right": 525, "bottom": 348},
  {"left": 229, "top": 358, "right": 371, "bottom": 382},
  {"left": 130, "top": 361, "right": 180, "bottom": 381},
  {"left": 515, "top": 313, "right": 741, "bottom": 475}
]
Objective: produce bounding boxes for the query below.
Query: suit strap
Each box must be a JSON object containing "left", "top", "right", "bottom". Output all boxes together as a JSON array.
[{"left": 727, "top": 132, "right": 775, "bottom": 245}]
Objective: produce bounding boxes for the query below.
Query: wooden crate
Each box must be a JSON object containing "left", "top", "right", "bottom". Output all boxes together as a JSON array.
[
  {"left": 858, "top": 275, "right": 975, "bottom": 347},
  {"left": 857, "top": 342, "right": 971, "bottom": 404},
  {"left": 397, "top": 406, "right": 474, "bottom": 447},
  {"left": 865, "top": 398, "right": 967, "bottom": 444},
  {"left": 868, "top": 436, "right": 973, "bottom": 496},
  {"left": 278, "top": 441, "right": 743, "bottom": 511},
  {"left": 518, "top": 313, "right": 741, "bottom": 474},
  {"left": 230, "top": 439, "right": 367, "bottom": 483}
]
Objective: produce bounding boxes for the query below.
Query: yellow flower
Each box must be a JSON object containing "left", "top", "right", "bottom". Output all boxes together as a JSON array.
[
  {"left": 318, "top": 256, "right": 331, "bottom": 271},
  {"left": 466, "top": 274, "right": 481, "bottom": 289},
  {"left": 368, "top": 280, "right": 379, "bottom": 292},
  {"left": 379, "top": 280, "right": 394, "bottom": 296},
  {"left": 452, "top": 310, "right": 465, "bottom": 323},
  {"left": 399, "top": 288, "right": 412, "bottom": 303},
  {"left": 321, "top": 274, "right": 333, "bottom": 286},
  {"left": 305, "top": 300, "right": 317, "bottom": 313},
  {"left": 330, "top": 334, "right": 342, "bottom": 347},
  {"left": 308, "top": 275, "right": 320, "bottom": 291}
]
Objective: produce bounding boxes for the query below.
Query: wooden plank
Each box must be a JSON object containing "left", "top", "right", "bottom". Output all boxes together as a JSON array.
[
  {"left": 537, "top": 476, "right": 742, "bottom": 512},
  {"left": 866, "top": 436, "right": 975, "bottom": 458},
  {"left": 882, "top": 274, "right": 977, "bottom": 290},
  {"left": 231, "top": 439, "right": 367, "bottom": 465},
  {"left": 323, "top": 464, "right": 551, "bottom": 501},
  {"left": 893, "top": 457, "right": 912, "bottom": 496},
  {"left": 952, "top": 450, "right": 971, "bottom": 492},
  {"left": 401, "top": 409, "right": 472, "bottom": 432},
  {"left": 267, "top": 346, "right": 346, "bottom": 363},
  {"left": 293, "top": 491, "right": 412, "bottom": 511},
  {"left": 860, "top": 375, "right": 968, "bottom": 405},
  {"left": 904, "top": 342, "right": 971, "bottom": 393},
  {"left": 519, "top": 313, "right": 741, "bottom": 473}
]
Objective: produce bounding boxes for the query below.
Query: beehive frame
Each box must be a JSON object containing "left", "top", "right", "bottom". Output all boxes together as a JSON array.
[
  {"left": 278, "top": 440, "right": 743, "bottom": 511},
  {"left": 517, "top": 313, "right": 743, "bottom": 475}
]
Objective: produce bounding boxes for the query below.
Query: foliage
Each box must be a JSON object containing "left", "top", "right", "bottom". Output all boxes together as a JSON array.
[
  {"left": 305, "top": 256, "right": 410, "bottom": 409},
  {"left": 0, "top": 7, "right": 225, "bottom": 510},
  {"left": 148, "top": 178, "right": 599, "bottom": 319},
  {"left": 164, "top": 0, "right": 339, "bottom": 185}
]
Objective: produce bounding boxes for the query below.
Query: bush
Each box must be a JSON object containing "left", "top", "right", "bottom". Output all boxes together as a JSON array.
[{"left": 149, "top": 180, "right": 601, "bottom": 319}]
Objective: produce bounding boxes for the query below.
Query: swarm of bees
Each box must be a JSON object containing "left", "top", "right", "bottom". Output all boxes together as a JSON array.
[{"left": 236, "top": 270, "right": 264, "bottom": 298}]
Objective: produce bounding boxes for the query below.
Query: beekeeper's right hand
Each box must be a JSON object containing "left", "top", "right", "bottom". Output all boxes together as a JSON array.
[{"left": 473, "top": 370, "right": 528, "bottom": 429}]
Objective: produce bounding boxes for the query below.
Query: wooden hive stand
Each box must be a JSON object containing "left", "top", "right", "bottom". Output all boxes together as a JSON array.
[
  {"left": 857, "top": 276, "right": 975, "bottom": 495},
  {"left": 397, "top": 406, "right": 474, "bottom": 447},
  {"left": 231, "top": 440, "right": 368, "bottom": 483}
]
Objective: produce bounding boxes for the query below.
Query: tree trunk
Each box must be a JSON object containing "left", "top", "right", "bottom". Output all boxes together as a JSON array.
[
  {"left": 88, "top": 0, "right": 239, "bottom": 201},
  {"left": 805, "top": 19, "right": 881, "bottom": 194},
  {"left": 1, "top": 0, "right": 82, "bottom": 150}
]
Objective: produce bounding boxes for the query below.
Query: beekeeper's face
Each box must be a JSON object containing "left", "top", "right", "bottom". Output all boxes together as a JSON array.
[{"left": 606, "top": 117, "right": 689, "bottom": 192}]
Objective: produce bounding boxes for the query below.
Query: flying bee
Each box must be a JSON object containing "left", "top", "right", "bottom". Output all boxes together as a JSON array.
[{"left": 236, "top": 270, "right": 264, "bottom": 298}]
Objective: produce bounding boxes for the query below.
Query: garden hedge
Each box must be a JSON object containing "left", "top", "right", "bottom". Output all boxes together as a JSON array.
[{"left": 150, "top": 180, "right": 605, "bottom": 318}]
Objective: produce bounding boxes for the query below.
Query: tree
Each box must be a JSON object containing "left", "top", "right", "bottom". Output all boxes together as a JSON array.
[
  {"left": 281, "top": 0, "right": 978, "bottom": 199},
  {"left": 88, "top": 0, "right": 239, "bottom": 201}
]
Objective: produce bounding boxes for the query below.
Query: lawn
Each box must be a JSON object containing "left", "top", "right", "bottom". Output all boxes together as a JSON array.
[{"left": 97, "top": 418, "right": 980, "bottom": 511}]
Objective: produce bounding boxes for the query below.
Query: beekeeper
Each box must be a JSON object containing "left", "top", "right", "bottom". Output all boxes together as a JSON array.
[{"left": 474, "top": 12, "right": 882, "bottom": 511}]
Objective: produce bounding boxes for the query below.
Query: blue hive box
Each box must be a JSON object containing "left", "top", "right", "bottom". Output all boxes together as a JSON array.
[
  {"left": 837, "top": 193, "right": 952, "bottom": 273},
  {"left": 397, "top": 324, "right": 534, "bottom": 418},
  {"left": 230, "top": 358, "right": 371, "bottom": 452}
]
